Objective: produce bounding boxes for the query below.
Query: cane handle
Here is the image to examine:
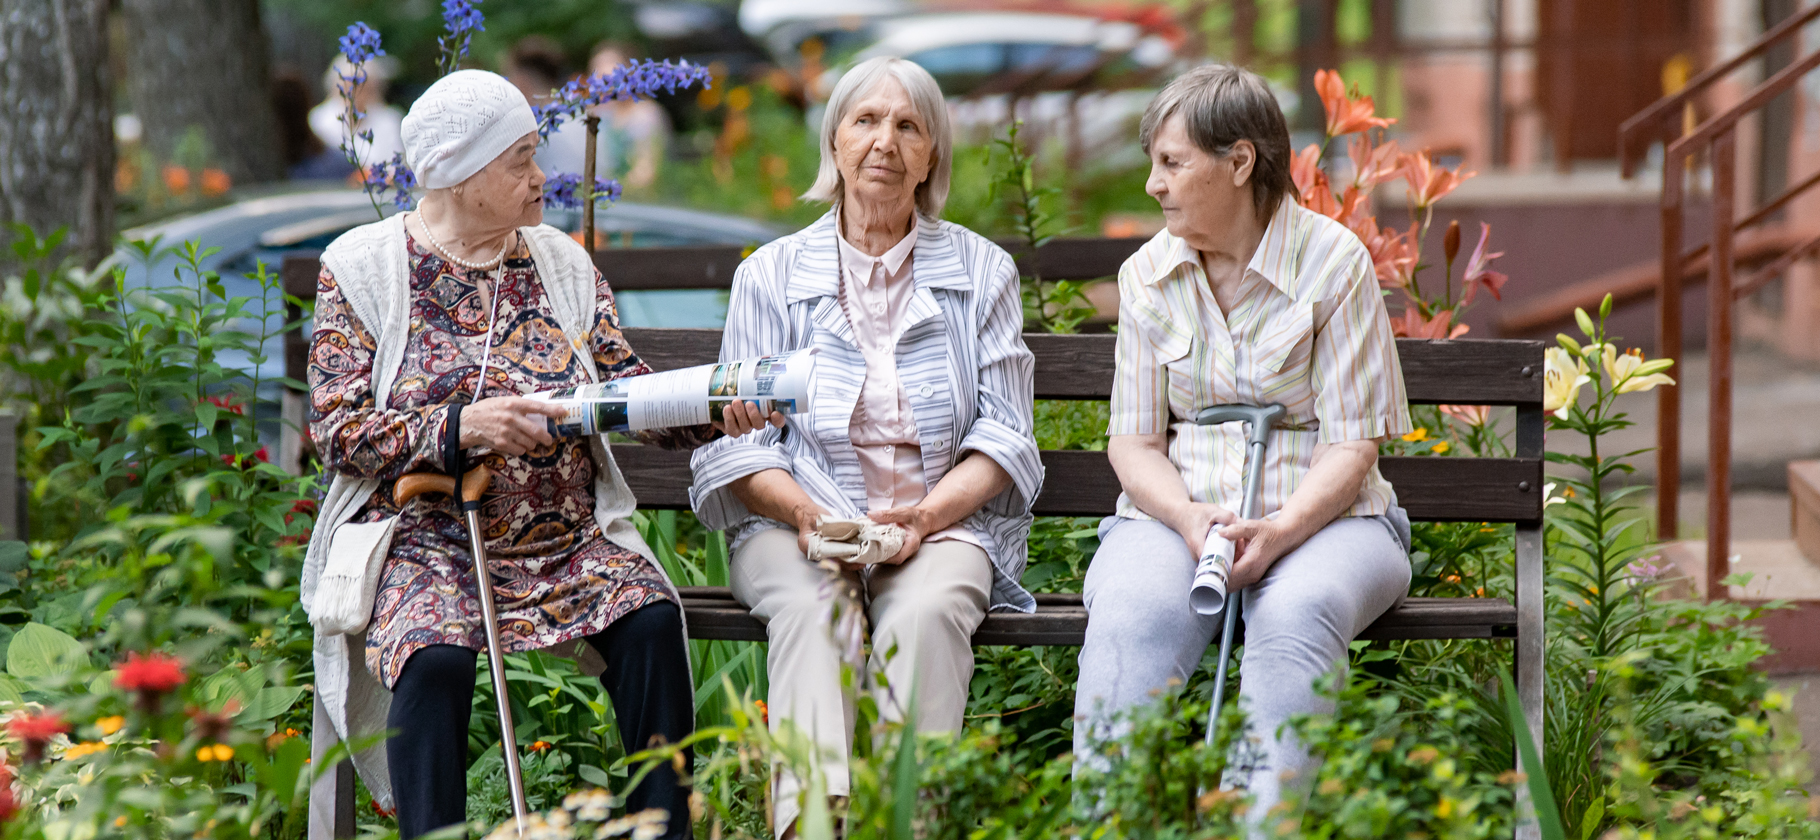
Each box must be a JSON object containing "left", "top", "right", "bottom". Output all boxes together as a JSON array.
[{"left": 393, "top": 466, "right": 493, "bottom": 507}]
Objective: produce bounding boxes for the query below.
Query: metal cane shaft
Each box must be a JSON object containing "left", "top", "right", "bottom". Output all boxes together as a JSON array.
[
  {"left": 465, "top": 508, "right": 530, "bottom": 831},
  {"left": 1205, "top": 436, "right": 1272, "bottom": 746}
]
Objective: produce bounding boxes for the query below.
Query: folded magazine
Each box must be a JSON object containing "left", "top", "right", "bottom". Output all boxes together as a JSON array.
[{"left": 532, "top": 348, "right": 814, "bottom": 435}]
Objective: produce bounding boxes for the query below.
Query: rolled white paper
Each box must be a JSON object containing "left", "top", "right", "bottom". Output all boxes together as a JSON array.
[{"left": 1190, "top": 531, "right": 1235, "bottom": 615}]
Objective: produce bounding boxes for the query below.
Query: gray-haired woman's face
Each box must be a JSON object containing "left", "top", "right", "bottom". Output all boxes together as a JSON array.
[
  {"left": 456, "top": 131, "right": 546, "bottom": 231},
  {"left": 833, "top": 76, "right": 932, "bottom": 212},
  {"left": 1145, "top": 114, "right": 1256, "bottom": 249}
]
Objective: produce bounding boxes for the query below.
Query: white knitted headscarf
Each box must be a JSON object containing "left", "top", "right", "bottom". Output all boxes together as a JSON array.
[{"left": 401, "top": 70, "right": 540, "bottom": 190}]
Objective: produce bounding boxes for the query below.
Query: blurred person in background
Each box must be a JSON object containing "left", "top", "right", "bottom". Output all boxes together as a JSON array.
[
  {"left": 274, "top": 70, "right": 353, "bottom": 181},
  {"left": 309, "top": 54, "right": 404, "bottom": 168},
  {"left": 583, "top": 42, "right": 672, "bottom": 192},
  {"left": 505, "top": 35, "right": 584, "bottom": 179}
]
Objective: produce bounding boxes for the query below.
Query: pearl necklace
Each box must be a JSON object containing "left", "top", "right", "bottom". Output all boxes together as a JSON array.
[{"left": 420, "top": 215, "right": 510, "bottom": 271}]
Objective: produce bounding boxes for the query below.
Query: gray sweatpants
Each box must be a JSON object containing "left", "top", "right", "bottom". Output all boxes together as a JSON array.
[{"left": 1073, "top": 514, "right": 1410, "bottom": 825}]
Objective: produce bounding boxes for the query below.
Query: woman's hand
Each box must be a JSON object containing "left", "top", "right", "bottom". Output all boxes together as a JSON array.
[
  {"left": 713, "top": 400, "right": 787, "bottom": 438},
  {"left": 867, "top": 505, "right": 938, "bottom": 565},
  {"left": 1163, "top": 501, "right": 1239, "bottom": 558},
  {"left": 458, "top": 397, "right": 568, "bottom": 456},
  {"left": 1219, "top": 518, "right": 1297, "bottom": 590},
  {"left": 790, "top": 501, "right": 833, "bottom": 556}
]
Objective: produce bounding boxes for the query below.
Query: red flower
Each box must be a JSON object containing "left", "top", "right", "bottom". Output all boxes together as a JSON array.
[
  {"left": 284, "top": 498, "right": 319, "bottom": 527},
  {"left": 370, "top": 798, "right": 396, "bottom": 818},
  {"left": 1315, "top": 69, "right": 1395, "bottom": 139},
  {"left": 8, "top": 711, "right": 70, "bottom": 764},
  {"left": 254, "top": 446, "right": 270, "bottom": 463},
  {"left": 206, "top": 395, "right": 245, "bottom": 416},
  {"left": 115, "top": 651, "right": 186, "bottom": 710},
  {"left": 0, "top": 770, "right": 15, "bottom": 824}
]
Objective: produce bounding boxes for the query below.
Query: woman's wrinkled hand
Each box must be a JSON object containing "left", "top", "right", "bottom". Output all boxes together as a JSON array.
[
  {"left": 1219, "top": 518, "right": 1296, "bottom": 590},
  {"left": 791, "top": 501, "right": 833, "bottom": 557},
  {"left": 1166, "top": 502, "right": 1239, "bottom": 559},
  {"left": 713, "top": 400, "right": 787, "bottom": 438},
  {"left": 458, "top": 397, "right": 568, "bottom": 456},
  {"left": 867, "top": 506, "right": 936, "bottom": 565}
]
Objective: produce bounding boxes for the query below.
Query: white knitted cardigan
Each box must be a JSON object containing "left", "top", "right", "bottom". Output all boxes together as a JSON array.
[{"left": 300, "top": 213, "right": 683, "bottom": 807}]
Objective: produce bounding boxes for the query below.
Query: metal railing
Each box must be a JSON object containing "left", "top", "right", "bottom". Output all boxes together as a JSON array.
[{"left": 1618, "top": 3, "right": 1820, "bottom": 594}]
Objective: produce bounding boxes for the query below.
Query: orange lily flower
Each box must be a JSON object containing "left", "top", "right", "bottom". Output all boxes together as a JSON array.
[
  {"left": 1440, "top": 404, "right": 1493, "bottom": 427},
  {"left": 1299, "top": 168, "right": 1341, "bottom": 218},
  {"left": 1351, "top": 216, "right": 1418, "bottom": 292},
  {"left": 1399, "top": 151, "right": 1474, "bottom": 210},
  {"left": 1315, "top": 69, "right": 1395, "bottom": 139},
  {"left": 1391, "top": 307, "right": 1469, "bottom": 339},
  {"left": 1460, "top": 221, "right": 1508, "bottom": 306},
  {"left": 1290, "top": 143, "right": 1323, "bottom": 205},
  {"left": 1347, "top": 135, "right": 1401, "bottom": 190}
]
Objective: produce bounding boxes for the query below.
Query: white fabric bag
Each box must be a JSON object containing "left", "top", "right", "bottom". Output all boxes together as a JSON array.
[{"left": 310, "top": 516, "right": 403, "bottom": 635}]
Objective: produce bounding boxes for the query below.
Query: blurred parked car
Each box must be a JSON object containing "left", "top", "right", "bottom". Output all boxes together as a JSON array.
[{"left": 119, "top": 188, "right": 780, "bottom": 384}]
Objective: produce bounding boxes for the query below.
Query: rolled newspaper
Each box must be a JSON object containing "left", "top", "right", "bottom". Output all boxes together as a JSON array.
[
  {"left": 532, "top": 348, "right": 814, "bottom": 435},
  {"left": 1190, "top": 530, "right": 1235, "bottom": 615}
]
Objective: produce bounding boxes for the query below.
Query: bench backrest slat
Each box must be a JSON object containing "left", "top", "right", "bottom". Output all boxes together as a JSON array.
[{"left": 623, "top": 329, "right": 1545, "bottom": 407}]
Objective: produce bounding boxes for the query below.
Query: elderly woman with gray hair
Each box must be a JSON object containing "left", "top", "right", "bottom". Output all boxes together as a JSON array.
[
  {"left": 1073, "top": 64, "right": 1414, "bottom": 826},
  {"left": 693, "top": 56, "right": 1042, "bottom": 835},
  {"left": 303, "top": 70, "right": 716, "bottom": 839}
]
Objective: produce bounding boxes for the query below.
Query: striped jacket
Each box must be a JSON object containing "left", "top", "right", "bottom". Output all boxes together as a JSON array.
[{"left": 690, "top": 210, "right": 1043, "bottom": 613}]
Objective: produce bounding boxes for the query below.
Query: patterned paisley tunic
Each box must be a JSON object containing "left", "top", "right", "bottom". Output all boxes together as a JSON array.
[{"left": 309, "top": 233, "right": 713, "bottom": 689}]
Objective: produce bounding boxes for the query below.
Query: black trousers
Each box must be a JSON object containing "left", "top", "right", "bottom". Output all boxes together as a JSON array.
[{"left": 386, "top": 600, "right": 694, "bottom": 839}]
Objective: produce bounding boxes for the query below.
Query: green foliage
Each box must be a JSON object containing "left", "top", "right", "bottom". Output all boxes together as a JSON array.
[
  {"left": 266, "top": 0, "right": 637, "bottom": 89},
  {"left": 988, "top": 121, "right": 1095, "bottom": 334}
]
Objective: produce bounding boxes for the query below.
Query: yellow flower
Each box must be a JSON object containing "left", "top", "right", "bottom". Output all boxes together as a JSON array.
[
  {"left": 1543, "top": 347, "right": 1590, "bottom": 413},
  {"left": 1401, "top": 428, "right": 1429, "bottom": 442},
  {"left": 63, "top": 741, "right": 107, "bottom": 760},
  {"left": 1601, "top": 345, "right": 1675, "bottom": 394},
  {"left": 196, "top": 746, "right": 214, "bottom": 762},
  {"left": 95, "top": 715, "right": 125, "bottom": 736},
  {"left": 212, "top": 743, "right": 234, "bottom": 762},
  {"left": 1436, "top": 796, "right": 1456, "bottom": 818},
  {"left": 1431, "top": 441, "right": 1451, "bottom": 454}
]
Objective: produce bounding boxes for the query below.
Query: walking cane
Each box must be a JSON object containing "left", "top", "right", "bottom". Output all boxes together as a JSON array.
[
  {"left": 394, "top": 464, "right": 531, "bottom": 833},
  {"left": 1192, "top": 403, "right": 1287, "bottom": 748}
]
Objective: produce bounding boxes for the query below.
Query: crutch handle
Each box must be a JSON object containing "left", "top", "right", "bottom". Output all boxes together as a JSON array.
[{"left": 394, "top": 465, "right": 492, "bottom": 508}]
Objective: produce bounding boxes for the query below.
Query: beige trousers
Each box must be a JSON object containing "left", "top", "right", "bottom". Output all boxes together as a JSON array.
[{"left": 730, "top": 527, "right": 993, "bottom": 836}]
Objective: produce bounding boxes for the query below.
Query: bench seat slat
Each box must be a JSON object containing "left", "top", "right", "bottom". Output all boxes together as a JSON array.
[
  {"left": 677, "top": 587, "right": 1515, "bottom": 646},
  {"left": 610, "top": 445, "right": 1542, "bottom": 524}
]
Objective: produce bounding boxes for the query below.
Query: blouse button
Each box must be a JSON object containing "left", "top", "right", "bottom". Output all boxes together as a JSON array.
[{"left": 919, "top": 384, "right": 934, "bottom": 398}]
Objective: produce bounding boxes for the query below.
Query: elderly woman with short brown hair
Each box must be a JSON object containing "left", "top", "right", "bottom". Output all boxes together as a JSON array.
[
  {"left": 1073, "top": 64, "right": 1414, "bottom": 828},
  {"left": 696, "top": 56, "right": 1042, "bottom": 837},
  {"left": 302, "top": 70, "right": 712, "bottom": 839}
]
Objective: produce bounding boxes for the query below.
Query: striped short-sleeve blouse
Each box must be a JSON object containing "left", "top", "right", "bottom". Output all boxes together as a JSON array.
[{"left": 1109, "top": 198, "right": 1412, "bottom": 522}]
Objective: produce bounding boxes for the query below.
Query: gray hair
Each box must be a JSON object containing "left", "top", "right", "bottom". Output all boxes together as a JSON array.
[
  {"left": 1139, "top": 64, "right": 1294, "bottom": 220},
  {"left": 804, "top": 56, "right": 953, "bottom": 218}
]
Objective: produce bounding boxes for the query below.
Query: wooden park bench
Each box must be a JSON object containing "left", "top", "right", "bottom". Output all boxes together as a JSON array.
[{"left": 288, "top": 244, "right": 1545, "bottom": 840}]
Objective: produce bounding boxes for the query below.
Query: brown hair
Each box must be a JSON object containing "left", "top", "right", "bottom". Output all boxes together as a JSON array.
[{"left": 1139, "top": 64, "right": 1295, "bottom": 220}]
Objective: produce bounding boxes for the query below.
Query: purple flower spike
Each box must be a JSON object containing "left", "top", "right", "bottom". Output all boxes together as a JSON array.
[
  {"left": 544, "top": 173, "right": 621, "bottom": 210},
  {"left": 437, "top": 0, "right": 484, "bottom": 73},
  {"left": 441, "top": 0, "right": 485, "bottom": 36},
  {"left": 339, "top": 22, "right": 385, "bottom": 66},
  {"left": 535, "top": 59, "right": 713, "bottom": 139},
  {"left": 1625, "top": 554, "right": 1671, "bottom": 582}
]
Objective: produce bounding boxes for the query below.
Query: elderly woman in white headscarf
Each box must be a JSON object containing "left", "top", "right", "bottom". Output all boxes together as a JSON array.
[
  {"left": 695, "top": 56, "right": 1042, "bottom": 837},
  {"left": 302, "top": 70, "right": 713, "bottom": 840}
]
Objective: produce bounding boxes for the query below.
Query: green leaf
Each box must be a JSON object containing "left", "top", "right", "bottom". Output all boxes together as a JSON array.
[
  {"left": 0, "top": 674, "right": 26, "bottom": 707},
  {"left": 577, "top": 763, "right": 614, "bottom": 789},
  {"left": 7, "top": 622, "right": 86, "bottom": 679}
]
